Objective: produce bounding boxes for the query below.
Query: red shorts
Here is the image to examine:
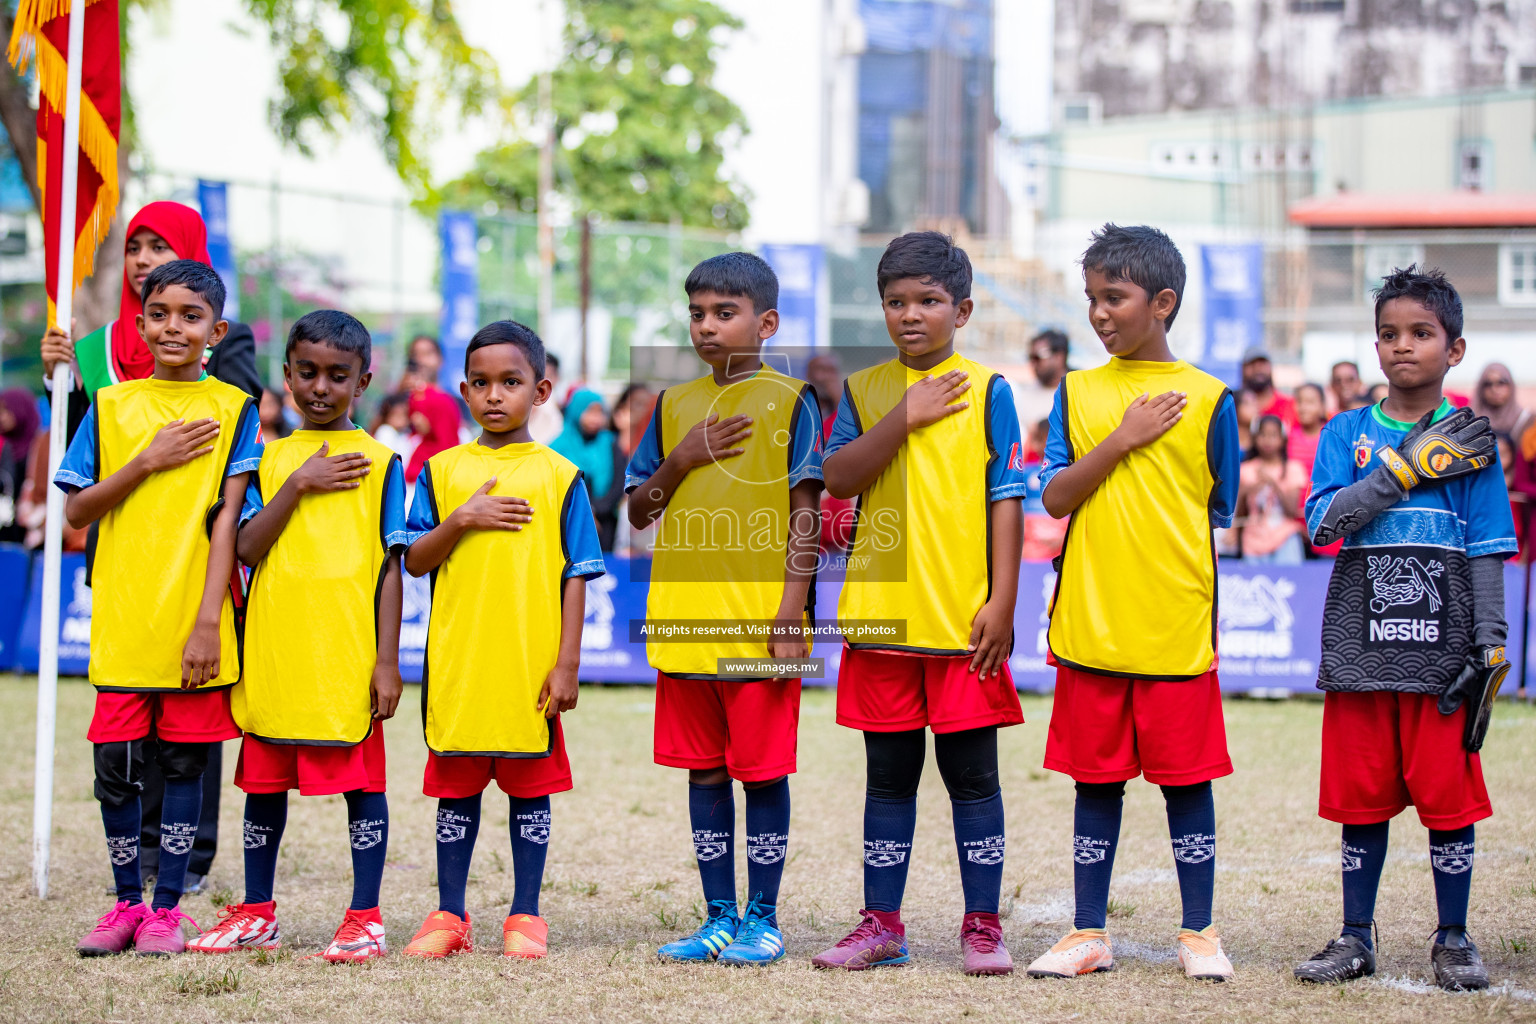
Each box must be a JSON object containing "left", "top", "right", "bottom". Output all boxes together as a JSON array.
[
  {"left": 653, "top": 674, "right": 801, "bottom": 782},
  {"left": 86, "top": 688, "right": 240, "bottom": 744},
  {"left": 235, "top": 727, "right": 387, "bottom": 796},
  {"left": 1319, "top": 691, "right": 1491, "bottom": 830},
  {"left": 423, "top": 716, "right": 573, "bottom": 799},
  {"left": 835, "top": 647, "right": 1024, "bottom": 734},
  {"left": 1044, "top": 666, "right": 1233, "bottom": 785}
]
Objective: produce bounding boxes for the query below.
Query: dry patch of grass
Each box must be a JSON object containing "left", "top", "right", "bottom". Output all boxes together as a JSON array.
[{"left": 0, "top": 676, "right": 1534, "bottom": 1023}]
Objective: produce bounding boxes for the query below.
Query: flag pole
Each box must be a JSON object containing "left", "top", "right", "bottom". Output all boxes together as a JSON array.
[{"left": 35, "top": 0, "right": 89, "bottom": 901}]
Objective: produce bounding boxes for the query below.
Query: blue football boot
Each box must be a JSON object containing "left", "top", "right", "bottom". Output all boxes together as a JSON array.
[
  {"left": 658, "top": 899, "right": 740, "bottom": 962},
  {"left": 717, "top": 895, "right": 785, "bottom": 965}
]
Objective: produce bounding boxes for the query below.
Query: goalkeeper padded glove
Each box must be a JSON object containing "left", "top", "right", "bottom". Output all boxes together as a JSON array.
[
  {"left": 1439, "top": 644, "right": 1510, "bottom": 753},
  {"left": 1377, "top": 406, "right": 1495, "bottom": 490}
]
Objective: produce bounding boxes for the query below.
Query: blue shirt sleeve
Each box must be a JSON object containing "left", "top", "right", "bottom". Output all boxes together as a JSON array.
[
  {"left": 1208, "top": 391, "right": 1240, "bottom": 529},
  {"left": 405, "top": 471, "right": 439, "bottom": 543},
  {"left": 240, "top": 474, "right": 265, "bottom": 526},
  {"left": 986, "top": 376, "right": 1028, "bottom": 502},
  {"left": 789, "top": 385, "right": 825, "bottom": 488},
  {"left": 53, "top": 406, "right": 98, "bottom": 491},
  {"left": 624, "top": 402, "right": 664, "bottom": 492},
  {"left": 824, "top": 385, "right": 861, "bottom": 458},
  {"left": 1037, "top": 382, "right": 1072, "bottom": 491},
  {"left": 1304, "top": 417, "right": 1356, "bottom": 539},
  {"left": 228, "top": 404, "right": 263, "bottom": 476},
  {"left": 1464, "top": 458, "right": 1519, "bottom": 559},
  {"left": 382, "top": 456, "right": 410, "bottom": 550},
  {"left": 563, "top": 479, "right": 607, "bottom": 578}
]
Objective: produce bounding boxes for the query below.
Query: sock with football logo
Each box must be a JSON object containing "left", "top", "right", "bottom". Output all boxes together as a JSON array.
[
  {"left": 744, "top": 777, "right": 790, "bottom": 921},
  {"left": 1072, "top": 781, "right": 1123, "bottom": 929},
  {"left": 951, "top": 792, "right": 1006, "bottom": 914},
  {"left": 345, "top": 790, "right": 389, "bottom": 911},
  {"left": 508, "top": 795, "right": 551, "bottom": 916},
  {"left": 435, "top": 794, "right": 482, "bottom": 919},
  {"left": 1163, "top": 782, "right": 1216, "bottom": 931},
  {"left": 688, "top": 781, "right": 736, "bottom": 905},
  {"left": 1429, "top": 825, "right": 1475, "bottom": 944},
  {"left": 151, "top": 777, "right": 203, "bottom": 910},
  {"left": 863, "top": 795, "right": 917, "bottom": 914},
  {"left": 101, "top": 800, "right": 143, "bottom": 904},
  {"left": 1340, "top": 821, "right": 1389, "bottom": 948},
  {"left": 241, "top": 792, "right": 288, "bottom": 905}
]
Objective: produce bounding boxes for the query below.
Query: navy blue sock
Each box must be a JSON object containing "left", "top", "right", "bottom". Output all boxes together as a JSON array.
[
  {"left": 508, "top": 795, "right": 550, "bottom": 917},
  {"left": 345, "top": 790, "right": 389, "bottom": 911},
  {"left": 863, "top": 795, "right": 917, "bottom": 913},
  {"left": 241, "top": 792, "right": 288, "bottom": 905},
  {"left": 744, "top": 778, "right": 790, "bottom": 921},
  {"left": 152, "top": 777, "right": 203, "bottom": 910},
  {"left": 1072, "top": 782, "right": 1123, "bottom": 929},
  {"left": 1429, "top": 825, "right": 1475, "bottom": 943},
  {"left": 435, "top": 794, "right": 481, "bottom": 919},
  {"left": 1340, "top": 821, "right": 1389, "bottom": 948},
  {"left": 688, "top": 781, "right": 736, "bottom": 905},
  {"left": 1163, "top": 782, "right": 1217, "bottom": 931},
  {"left": 952, "top": 792, "right": 1006, "bottom": 914},
  {"left": 101, "top": 800, "right": 143, "bottom": 905}
]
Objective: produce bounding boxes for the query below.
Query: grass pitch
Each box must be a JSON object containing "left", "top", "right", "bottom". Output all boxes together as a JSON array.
[{"left": 1, "top": 676, "right": 1535, "bottom": 1023}]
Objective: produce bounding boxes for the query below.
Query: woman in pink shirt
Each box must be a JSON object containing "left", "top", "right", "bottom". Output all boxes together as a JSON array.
[
  {"left": 1238, "top": 415, "right": 1308, "bottom": 564},
  {"left": 1288, "top": 383, "right": 1327, "bottom": 479}
]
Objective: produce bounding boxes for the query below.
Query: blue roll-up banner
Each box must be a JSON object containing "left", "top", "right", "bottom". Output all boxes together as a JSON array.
[
  {"left": 1199, "top": 243, "right": 1264, "bottom": 388},
  {"left": 438, "top": 210, "right": 479, "bottom": 392},
  {"left": 16, "top": 551, "right": 92, "bottom": 675},
  {"left": 0, "top": 544, "right": 31, "bottom": 670},
  {"left": 197, "top": 180, "right": 240, "bottom": 322},
  {"left": 760, "top": 243, "right": 825, "bottom": 351}
]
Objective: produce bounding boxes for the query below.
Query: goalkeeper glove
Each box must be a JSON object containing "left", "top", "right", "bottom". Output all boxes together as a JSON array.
[
  {"left": 1377, "top": 406, "right": 1495, "bottom": 490},
  {"left": 1439, "top": 645, "right": 1510, "bottom": 753}
]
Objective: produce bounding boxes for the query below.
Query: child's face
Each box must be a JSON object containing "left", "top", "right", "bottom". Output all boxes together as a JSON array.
[
  {"left": 881, "top": 276, "right": 972, "bottom": 365},
  {"left": 1255, "top": 420, "right": 1284, "bottom": 458},
  {"left": 284, "top": 339, "right": 371, "bottom": 429},
  {"left": 688, "top": 290, "right": 776, "bottom": 374},
  {"left": 1083, "top": 267, "right": 1177, "bottom": 358},
  {"left": 1296, "top": 387, "right": 1325, "bottom": 428},
  {"left": 461, "top": 343, "right": 551, "bottom": 435},
  {"left": 259, "top": 389, "right": 284, "bottom": 426},
  {"left": 137, "top": 283, "right": 227, "bottom": 379},
  {"left": 1236, "top": 390, "right": 1258, "bottom": 428},
  {"left": 385, "top": 402, "right": 409, "bottom": 431},
  {"left": 1375, "top": 297, "right": 1465, "bottom": 391}
]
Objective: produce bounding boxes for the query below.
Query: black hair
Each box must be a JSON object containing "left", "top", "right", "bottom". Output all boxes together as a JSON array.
[
  {"left": 1374, "top": 264, "right": 1463, "bottom": 340},
  {"left": 1080, "top": 224, "right": 1187, "bottom": 328},
  {"left": 286, "top": 309, "right": 371, "bottom": 368},
  {"left": 1331, "top": 359, "right": 1359, "bottom": 374},
  {"left": 379, "top": 391, "right": 410, "bottom": 415},
  {"left": 1031, "top": 328, "right": 1070, "bottom": 355},
  {"left": 1296, "top": 382, "right": 1326, "bottom": 403},
  {"left": 876, "top": 231, "right": 972, "bottom": 302},
  {"left": 1249, "top": 413, "right": 1289, "bottom": 462},
  {"left": 684, "top": 251, "right": 779, "bottom": 315},
  {"left": 465, "top": 319, "right": 547, "bottom": 380},
  {"left": 141, "top": 259, "right": 225, "bottom": 320},
  {"left": 410, "top": 334, "right": 442, "bottom": 355}
]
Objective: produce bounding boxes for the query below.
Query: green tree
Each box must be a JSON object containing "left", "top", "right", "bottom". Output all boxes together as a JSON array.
[{"left": 439, "top": 0, "right": 750, "bottom": 230}]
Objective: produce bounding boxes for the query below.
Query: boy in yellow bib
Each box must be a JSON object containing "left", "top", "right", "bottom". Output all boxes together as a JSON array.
[
  {"left": 58, "top": 261, "right": 261, "bottom": 957},
  {"left": 1027, "top": 225, "right": 1241, "bottom": 982},
  {"left": 186, "top": 311, "right": 405, "bottom": 962},
  {"left": 401, "top": 321, "right": 604, "bottom": 961}
]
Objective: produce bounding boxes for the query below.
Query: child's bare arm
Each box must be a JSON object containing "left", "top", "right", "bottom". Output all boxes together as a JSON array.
[
  {"left": 538, "top": 575, "right": 586, "bottom": 718},
  {"left": 181, "top": 470, "right": 247, "bottom": 689},
  {"left": 65, "top": 418, "right": 221, "bottom": 529},
  {"left": 371, "top": 554, "right": 404, "bottom": 720},
  {"left": 969, "top": 497, "right": 1023, "bottom": 677},
  {"left": 627, "top": 413, "right": 752, "bottom": 530},
  {"left": 403, "top": 478, "right": 533, "bottom": 576},
  {"left": 1042, "top": 391, "right": 1186, "bottom": 518},
  {"left": 823, "top": 371, "right": 969, "bottom": 499},
  {"left": 768, "top": 480, "right": 823, "bottom": 660},
  {"left": 237, "top": 441, "right": 373, "bottom": 565}
]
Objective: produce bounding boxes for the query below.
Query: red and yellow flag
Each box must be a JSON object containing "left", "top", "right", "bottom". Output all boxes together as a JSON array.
[{"left": 7, "top": 0, "right": 120, "bottom": 315}]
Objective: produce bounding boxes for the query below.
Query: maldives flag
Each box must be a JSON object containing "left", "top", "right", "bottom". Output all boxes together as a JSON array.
[{"left": 7, "top": 0, "right": 121, "bottom": 315}]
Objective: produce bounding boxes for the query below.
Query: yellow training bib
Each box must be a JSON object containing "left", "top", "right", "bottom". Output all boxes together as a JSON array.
[
  {"left": 234, "top": 430, "right": 400, "bottom": 744},
  {"left": 91, "top": 378, "right": 253, "bottom": 691}
]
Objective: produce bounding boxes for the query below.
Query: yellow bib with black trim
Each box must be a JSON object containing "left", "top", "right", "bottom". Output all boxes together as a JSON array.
[
  {"left": 837, "top": 352, "right": 1001, "bottom": 655},
  {"left": 1047, "top": 359, "right": 1229, "bottom": 679},
  {"left": 422, "top": 441, "right": 581, "bottom": 756},
  {"left": 91, "top": 378, "right": 252, "bottom": 691},
  {"left": 233, "top": 430, "right": 398, "bottom": 745},
  {"left": 646, "top": 368, "right": 813, "bottom": 677}
]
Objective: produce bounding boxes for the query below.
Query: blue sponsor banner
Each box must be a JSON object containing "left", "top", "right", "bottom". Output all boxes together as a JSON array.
[
  {"left": 760, "top": 243, "right": 824, "bottom": 352},
  {"left": 438, "top": 210, "right": 479, "bottom": 392},
  {"left": 197, "top": 180, "right": 239, "bottom": 321},
  {"left": 0, "top": 544, "right": 30, "bottom": 670},
  {"left": 16, "top": 551, "right": 92, "bottom": 675},
  {"left": 1199, "top": 243, "right": 1263, "bottom": 388}
]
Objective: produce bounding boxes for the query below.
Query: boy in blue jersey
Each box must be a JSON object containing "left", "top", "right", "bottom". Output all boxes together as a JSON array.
[
  {"left": 58, "top": 261, "right": 262, "bottom": 956},
  {"left": 400, "top": 321, "right": 605, "bottom": 961},
  {"left": 627, "top": 252, "right": 823, "bottom": 965},
  {"left": 187, "top": 310, "right": 406, "bottom": 962},
  {"left": 816, "top": 232, "right": 1027, "bottom": 975},
  {"left": 1028, "top": 225, "right": 1241, "bottom": 982},
  {"left": 1295, "top": 267, "right": 1509, "bottom": 991}
]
